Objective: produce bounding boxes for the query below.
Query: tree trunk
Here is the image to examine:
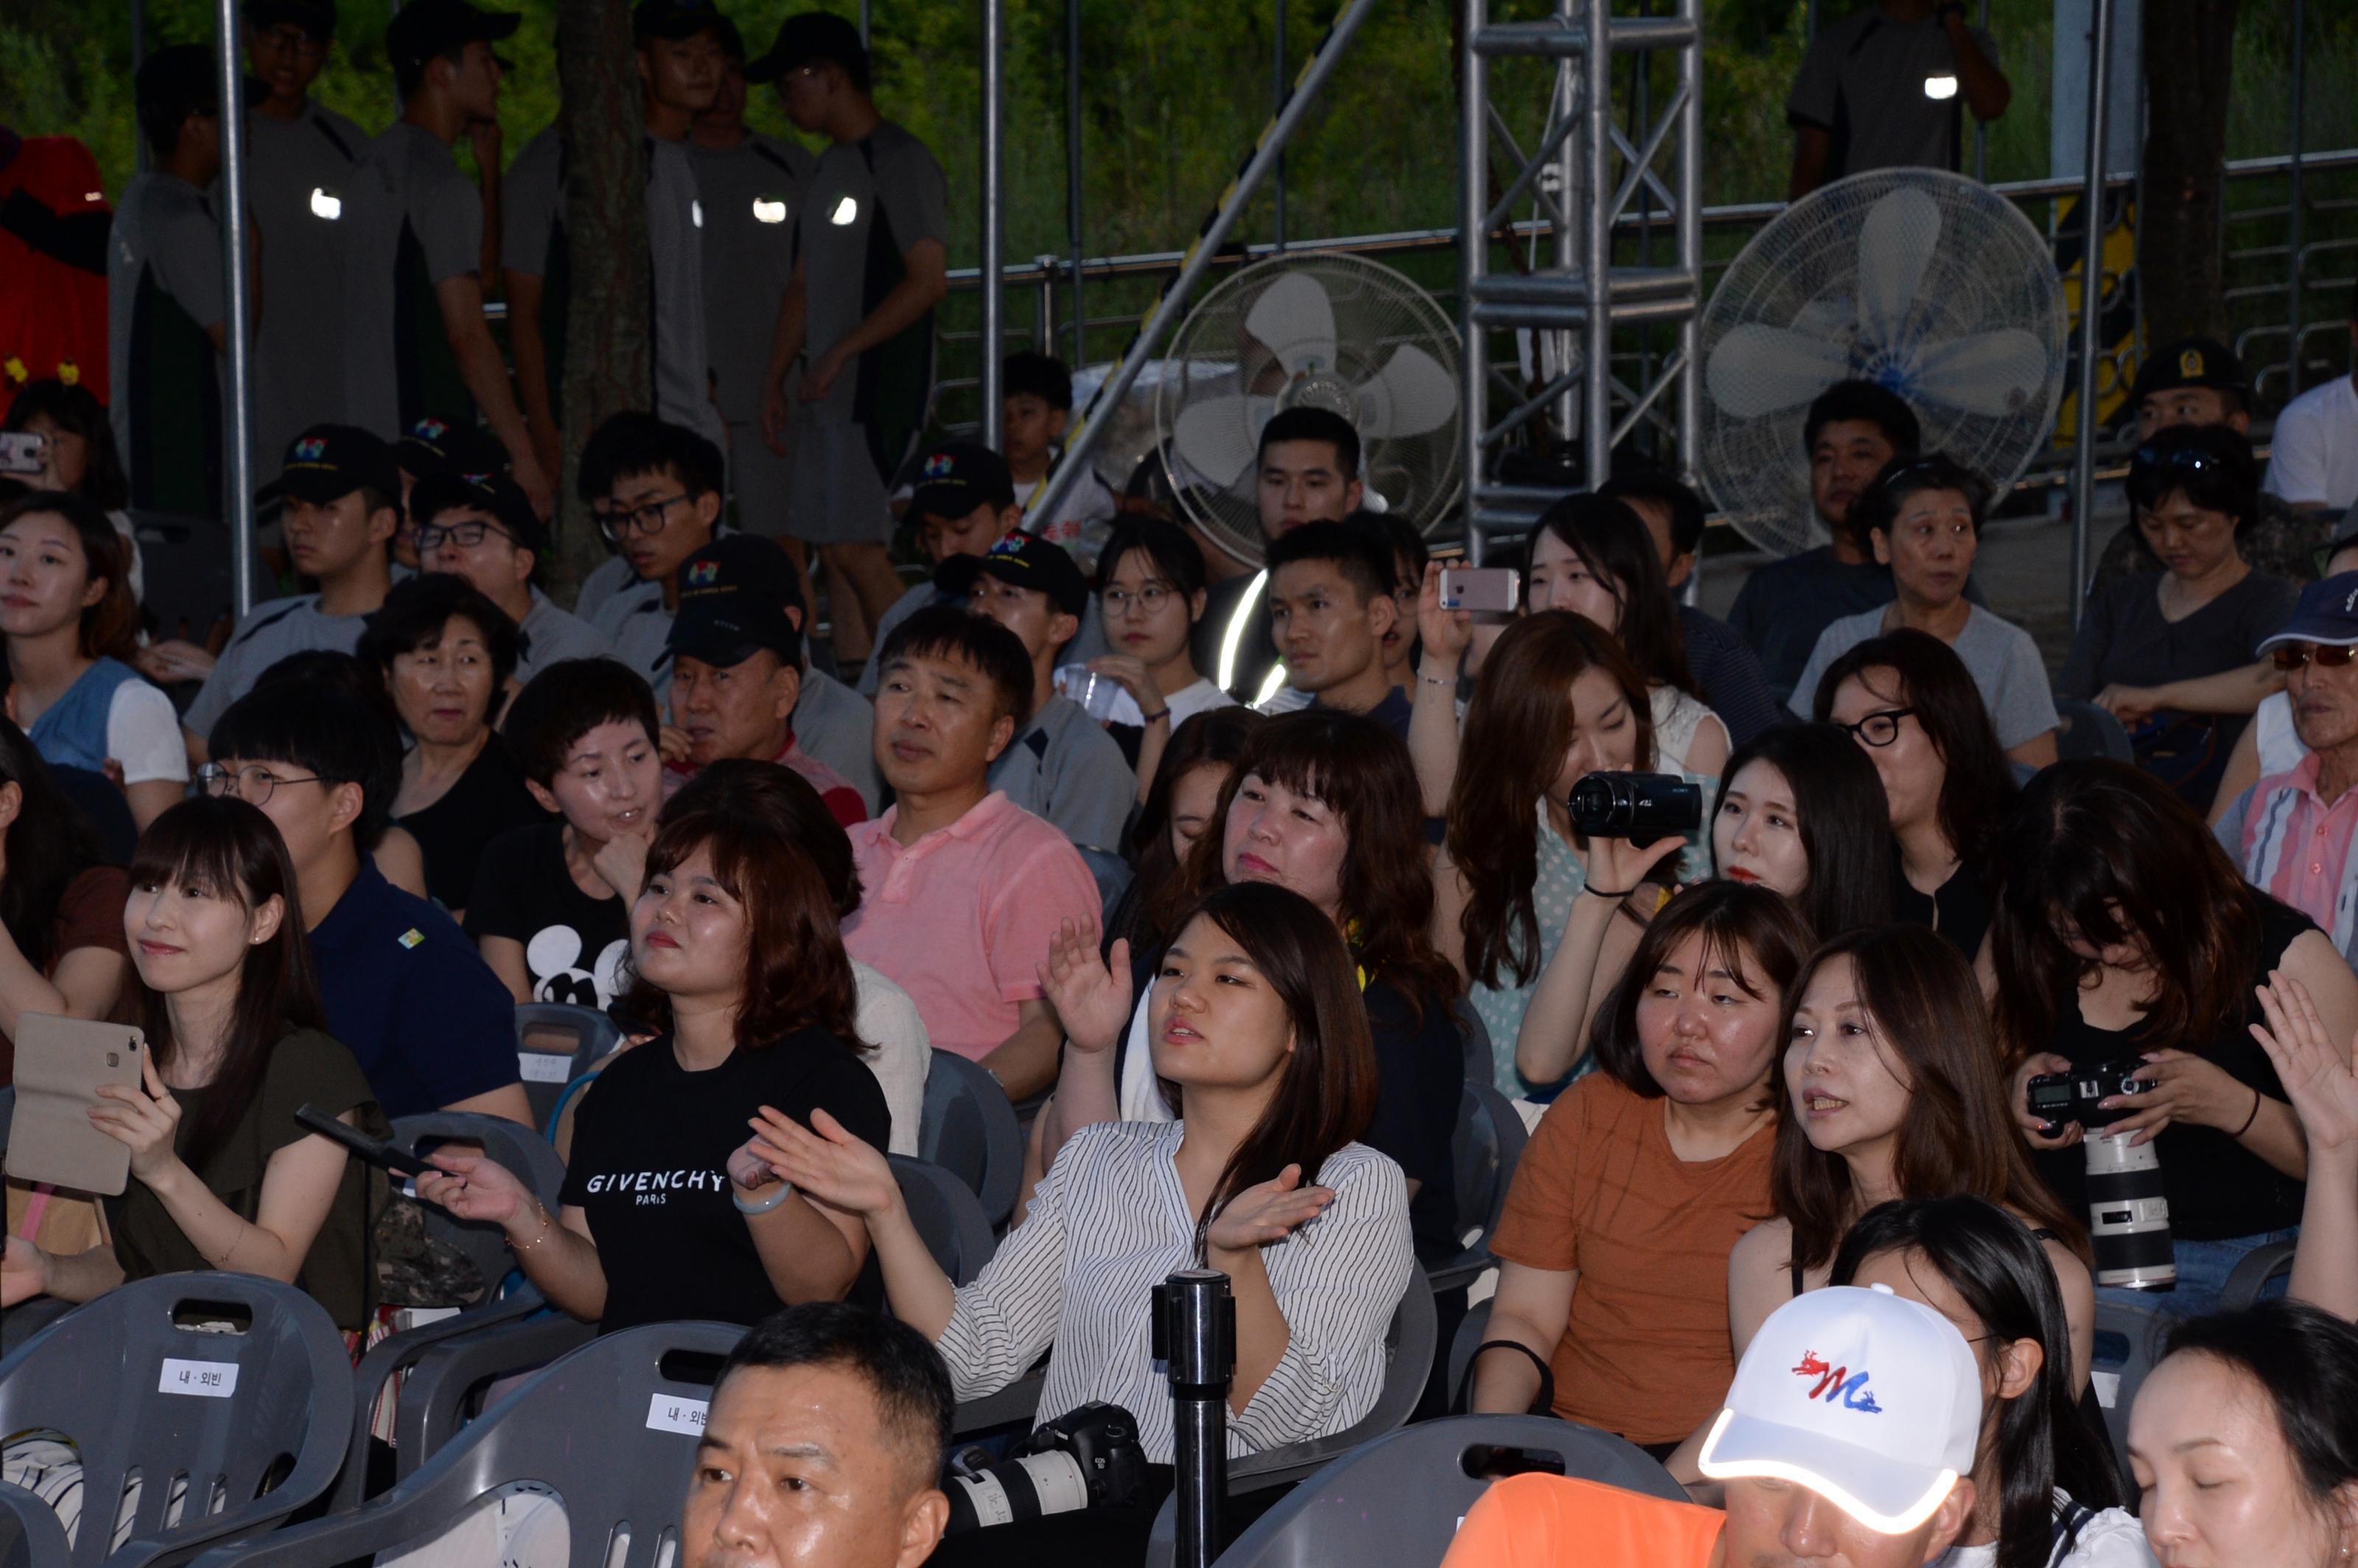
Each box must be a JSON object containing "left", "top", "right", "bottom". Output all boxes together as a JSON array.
[
  {"left": 2139, "top": 0, "right": 2240, "bottom": 346},
  {"left": 551, "top": 0, "right": 648, "bottom": 601}
]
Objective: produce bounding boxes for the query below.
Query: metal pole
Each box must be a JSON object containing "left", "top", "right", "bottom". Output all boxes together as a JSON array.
[
  {"left": 1972, "top": 0, "right": 1991, "bottom": 183},
  {"left": 1160, "top": 1270, "right": 1234, "bottom": 1568},
  {"left": 1583, "top": 0, "right": 1612, "bottom": 486},
  {"left": 1066, "top": 0, "right": 1086, "bottom": 365},
  {"left": 1025, "top": 0, "right": 1385, "bottom": 526},
  {"left": 980, "top": 0, "right": 1005, "bottom": 447},
  {"left": 1551, "top": 0, "right": 1577, "bottom": 446},
  {"left": 2286, "top": 0, "right": 2307, "bottom": 396},
  {"left": 2067, "top": 0, "right": 2112, "bottom": 629},
  {"left": 134, "top": 0, "right": 151, "bottom": 174},
  {"left": 1676, "top": 0, "right": 1702, "bottom": 598},
  {"left": 215, "top": 0, "right": 258, "bottom": 619},
  {"left": 1461, "top": 0, "right": 1489, "bottom": 561},
  {"left": 859, "top": 0, "right": 872, "bottom": 47},
  {"left": 1273, "top": 0, "right": 1288, "bottom": 250}
]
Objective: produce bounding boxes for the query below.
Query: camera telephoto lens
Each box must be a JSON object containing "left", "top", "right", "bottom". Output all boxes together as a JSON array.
[{"left": 2083, "top": 1133, "right": 2176, "bottom": 1291}]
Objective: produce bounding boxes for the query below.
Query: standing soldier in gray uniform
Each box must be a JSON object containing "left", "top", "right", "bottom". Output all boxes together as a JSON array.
[
  {"left": 242, "top": 0, "right": 369, "bottom": 484},
  {"left": 751, "top": 11, "right": 946, "bottom": 672}
]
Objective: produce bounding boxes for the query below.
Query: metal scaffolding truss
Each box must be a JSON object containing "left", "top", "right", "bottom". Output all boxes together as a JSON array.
[{"left": 1460, "top": 0, "right": 1704, "bottom": 563}]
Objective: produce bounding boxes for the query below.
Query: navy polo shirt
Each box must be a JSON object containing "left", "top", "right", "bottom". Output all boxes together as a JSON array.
[
  {"left": 309, "top": 861, "right": 522, "bottom": 1119},
  {"left": 1312, "top": 685, "right": 1413, "bottom": 744}
]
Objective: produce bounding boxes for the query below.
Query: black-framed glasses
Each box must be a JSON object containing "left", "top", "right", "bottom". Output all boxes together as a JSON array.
[
  {"left": 595, "top": 493, "right": 690, "bottom": 547},
  {"left": 1836, "top": 708, "right": 1917, "bottom": 747},
  {"left": 413, "top": 518, "right": 517, "bottom": 553},
  {"left": 197, "top": 763, "right": 323, "bottom": 805},
  {"left": 2270, "top": 643, "right": 2358, "bottom": 673}
]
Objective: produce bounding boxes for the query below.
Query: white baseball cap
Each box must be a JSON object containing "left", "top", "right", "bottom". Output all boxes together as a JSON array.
[{"left": 1698, "top": 1284, "right": 1982, "bottom": 1534}]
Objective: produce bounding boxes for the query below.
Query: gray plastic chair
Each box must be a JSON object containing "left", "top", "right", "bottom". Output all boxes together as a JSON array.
[
  {"left": 1074, "top": 844, "right": 1137, "bottom": 925},
  {"left": 513, "top": 1004, "right": 625, "bottom": 1133},
  {"left": 1430, "top": 1083, "right": 1528, "bottom": 1293},
  {"left": 0, "top": 1273, "right": 355, "bottom": 1567},
  {"left": 1446, "top": 1298, "right": 1496, "bottom": 1407},
  {"left": 0, "top": 1083, "right": 13, "bottom": 1152},
  {"left": 1451, "top": 998, "right": 1493, "bottom": 1086},
  {"left": 0, "top": 1477, "right": 69, "bottom": 1568},
  {"left": 2054, "top": 697, "right": 2134, "bottom": 764},
  {"left": 2222, "top": 1239, "right": 2299, "bottom": 1307},
  {"left": 919, "top": 1049, "right": 1024, "bottom": 1227},
  {"left": 1209, "top": 1414, "right": 1688, "bottom": 1567},
  {"left": 190, "top": 1320, "right": 746, "bottom": 1568},
  {"left": 1, "top": 1085, "right": 82, "bottom": 1357},
  {"left": 2092, "top": 1295, "right": 2172, "bottom": 1489},
  {"left": 891, "top": 1155, "right": 997, "bottom": 1286}
]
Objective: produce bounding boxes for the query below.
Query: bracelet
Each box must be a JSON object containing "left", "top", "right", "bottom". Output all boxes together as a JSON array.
[
  {"left": 1138, "top": 707, "right": 1170, "bottom": 724},
  {"left": 1417, "top": 670, "right": 1458, "bottom": 687},
  {"left": 1584, "top": 882, "right": 1639, "bottom": 900},
  {"left": 733, "top": 1180, "right": 797, "bottom": 1216},
  {"left": 509, "top": 1205, "right": 555, "bottom": 1253},
  {"left": 2231, "top": 1086, "right": 2264, "bottom": 1140}
]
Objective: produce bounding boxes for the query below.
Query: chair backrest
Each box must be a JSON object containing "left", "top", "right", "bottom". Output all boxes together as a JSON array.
[
  {"left": 1448, "top": 1083, "right": 1528, "bottom": 1269},
  {"left": 890, "top": 1155, "right": 998, "bottom": 1286},
  {"left": 0, "top": 1477, "right": 72, "bottom": 1568},
  {"left": 1214, "top": 1414, "right": 1689, "bottom": 1567},
  {"left": 197, "top": 1320, "right": 746, "bottom": 1568},
  {"left": 1073, "top": 844, "right": 1136, "bottom": 925},
  {"left": 2054, "top": 697, "right": 2134, "bottom": 764},
  {"left": 1444, "top": 1298, "right": 1495, "bottom": 1407},
  {"left": 2092, "top": 1295, "right": 2172, "bottom": 1487},
  {"left": 388, "top": 1112, "right": 568, "bottom": 1303},
  {"left": 918, "top": 1049, "right": 1024, "bottom": 1227},
  {"left": 513, "top": 1004, "right": 626, "bottom": 1133},
  {"left": 0, "top": 1273, "right": 356, "bottom": 1566},
  {"left": 1451, "top": 998, "right": 1492, "bottom": 1086}
]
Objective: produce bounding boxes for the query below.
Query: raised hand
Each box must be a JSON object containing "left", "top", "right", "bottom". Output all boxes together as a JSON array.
[
  {"left": 87, "top": 1051, "right": 183, "bottom": 1183},
  {"left": 415, "top": 1149, "right": 532, "bottom": 1228},
  {"left": 1038, "top": 917, "right": 1133, "bottom": 1054},
  {"left": 1567, "top": 811, "right": 1688, "bottom": 906},
  {"left": 1416, "top": 561, "right": 1474, "bottom": 671},
  {"left": 0, "top": 1235, "right": 49, "bottom": 1309},
  {"left": 1204, "top": 1163, "right": 1337, "bottom": 1256},
  {"left": 748, "top": 1107, "right": 899, "bottom": 1219},
  {"left": 1085, "top": 654, "right": 1158, "bottom": 708},
  {"left": 2252, "top": 969, "right": 2358, "bottom": 1154},
  {"left": 592, "top": 825, "right": 654, "bottom": 903}
]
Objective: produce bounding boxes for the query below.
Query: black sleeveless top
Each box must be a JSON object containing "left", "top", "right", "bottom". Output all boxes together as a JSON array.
[{"left": 2029, "top": 894, "right": 2312, "bottom": 1241}]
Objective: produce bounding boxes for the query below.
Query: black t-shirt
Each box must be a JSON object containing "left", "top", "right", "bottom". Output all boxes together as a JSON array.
[
  {"left": 464, "top": 823, "right": 633, "bottom": 1011},
  {"left": 2031, "top": 895, "right": 2312, "bottom": 1240},
  {"left": 561, "top": 1026, "right": 891, "bottom": 1333},
  {"left": 399, "top": 740, "right": 550, "bottom": 911},
  {"left": 1363, "top": 976, "right": 1464, "bottom": 1264},
  {"left": 1892, "top": 861, "right": 1992, "bottom": 964}
]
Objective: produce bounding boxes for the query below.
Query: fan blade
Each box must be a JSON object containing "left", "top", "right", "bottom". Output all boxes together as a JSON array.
[
  {"left": 1905, "top": 329, "right": 2054, "bottom": 417},
  {"left": 1855, "top": 185, "right": 1942, "bottom": 347},
  {"left": 1172, "top": 393, "right": 1273, "bottom": 490},
  {"left": 1706, "top": 324, "right": 1850, "bottom": 419},
  {"left": 1362, "top": 344, "right": 1458, "bottom": 439},
  {"left": 1243, "top": 272, "right": 1340, "bottom": 378}
]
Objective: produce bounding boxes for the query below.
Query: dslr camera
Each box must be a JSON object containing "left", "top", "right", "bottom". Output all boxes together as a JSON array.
[
  {"left": 1566, "top": 771, "right": 1703, "bottom": 850},
  {"left": 2027, "top": 1057, "right": 2176, "bottom": 1292},
  {"left": 942, "top": 1402, "right": 1152, "bottom": 1533}
]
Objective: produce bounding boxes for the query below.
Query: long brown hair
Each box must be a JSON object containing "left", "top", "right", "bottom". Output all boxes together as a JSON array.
[
  {"left": 1990, "top": 760, "right": 2260, "bottom": 1065},
  {"left": 1771, "top": 925, "right": 2083, "bottom": 1272},
  {"left": 616, "top": 800, "right": 867, "bottom": 1051},
  {"left": 125, "top": 798, "right": 326, "bottom": 1170},
  {"left": 1526, "top": 492, "right": 1697, "bottom": 696},
  {"left": 1589, "top": 880, "right": 1815, "bottom": 1102},
  {"left": 1448, "top": 612, "right": 1656, "bottom": 991},
  {"left": 1166, "top": 710, "right": 1459, "bottom": 1010},
  {"left": 1121, "top": 707, "right": 1264, "bottom": 948},
  {"left": 1163, "top": 882, "right": 1381, "bottom": 1259},
  {"left": 0, "top": 490, "right": 139, "bottom": 661},
  {"left": 1811, "top": 628, "right": 2018, "bottom": 871}
]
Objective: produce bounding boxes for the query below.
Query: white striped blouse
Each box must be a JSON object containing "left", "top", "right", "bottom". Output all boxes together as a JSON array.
[{"left": 933, "top": 1121, "right": 1414, "bottom": 1463}]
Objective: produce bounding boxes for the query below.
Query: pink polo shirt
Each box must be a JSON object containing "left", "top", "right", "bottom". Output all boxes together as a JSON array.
[
  {"left": 842, "top": 791, "right": 1102, "bottom": 1060},
  {"left": 662, "top": 732, "right": 867, "bottom": 827}
]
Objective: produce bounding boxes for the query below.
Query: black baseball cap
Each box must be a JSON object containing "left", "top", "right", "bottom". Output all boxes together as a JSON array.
[
  {"left": 247, "top": 0, "right": 337, "bottom": 40},
  {"left": 633, "top": 0, "right": 728, "bottom": 43},
  {"left": 136, "top": 45, "right": 222, "bottom": 121},
  {"left": 2130, "top": 338, "right": 2250, "bottom": 407},
  {"left": 407, "top": 471, "right": 545, "bottom": 555},
  {"left": 269, "top": 424, "right": 399, "bottom": 505},
  {"left": 745, "top": 10, "right": 867, "bottom": 84},
  {"left": 710, "top": 15, "right": 746, "bottom": 57},
  {"left": 668, "top": 535, "right": 805, "bottom": 668},
  {"left": 396, "top": 413, "right": 509, "bottom": 482},
  {"left": 936, "top": 531, "right": 1089, "bottom": 617},
  {"left": 386, "top": 0, "right": 520, "bottom": 73},
  {"left": 907, "top": 441, "right": 1015, "bottom": 522}
]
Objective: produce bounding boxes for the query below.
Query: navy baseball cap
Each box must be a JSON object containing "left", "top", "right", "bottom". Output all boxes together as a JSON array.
[
  {"left": 386, "top": 0, "right": 520, "bottom": 72},
  {"left": 2259, "top": 572, "right": 2358, "bottom": 657},
  {"left": 668, "top": 535, "right": 805, "bottom": 668},
  {"left": 908, "top": 441, "right": 1015, "bottom": 522},
  {"left": 407, "top": 471, "right": 545, "bottom": 555},
  {"left": 396, "top": 413, "right": 509, "bottom": 481},
  {"left": 247, "top": 0, "right": 337, "bottom": 40},
  {"left": 745, "top": 10, "right": 866, "bottom": 84},
  {"left": 268, "top": 424, "right": 399, "bottom": 505},
  {"left": 2130, "top": 338, "right": 2250, "bottom": 407},
  {"left": 936, "top": 531, "right": 1089, "bottom": 617},
  {"left": 633, "top": 0, "right": 728, "bottom": 42}
]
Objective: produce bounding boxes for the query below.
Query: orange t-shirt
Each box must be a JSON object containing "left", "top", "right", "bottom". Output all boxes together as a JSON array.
[
  {"left": 1491, "top": 1072, "right": 1774, "bottom": 1445},
  {"left": 1442, "top": 1473, "right": 1724, "bottom": 1568}
]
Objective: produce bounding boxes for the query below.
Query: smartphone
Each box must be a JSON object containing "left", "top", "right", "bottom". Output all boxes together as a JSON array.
[
  {"left": 294, "top": 1103, "right": 425, "bottom": 1178},
  {"left": 1438, "top": 566, "right": 1522, "bottom": 614},
  {"left": 4, "top": 1014, "right": 147, "bottom": 1195},
  {"left": 0, "top": 431, "right": 44, "bottom": 476}
]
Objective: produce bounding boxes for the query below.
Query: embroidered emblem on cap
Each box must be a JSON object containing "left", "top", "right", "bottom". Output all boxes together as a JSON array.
[
  {"left": 293, "top": 437, "right": 328, "bottom": 461},
  {"left": 2179, "top": 348, "right": 2205, "bottom": 378},
  {"left": 922, "top": 452, "right": 956, "bottom": 479},
  {"left": 413, "top": 418, "right": 449, "bottom": 440},
  {"left": 687, "top": 561, "right": 721, "bottom": 587}
]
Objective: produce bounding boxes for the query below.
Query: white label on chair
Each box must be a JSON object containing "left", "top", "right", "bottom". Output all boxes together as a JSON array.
[
  {"left": 647, "top": 1393, "right": 709, "bottom": 1435},
  {"left": 2092, "top": 1369, "right": 2121, "bottom": 1409},
  {"left": 159, "top": 1358, "right": 239, "bottom": 1398},
  {"left": 518, "top": 1051, "right": 573, "bottom": 1083}
]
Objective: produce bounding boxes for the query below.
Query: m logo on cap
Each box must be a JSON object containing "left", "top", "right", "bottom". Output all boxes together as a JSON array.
[
  {"left": 2180, "top": 348, "right": 2205, "bottom": 378},
  {"left": 1793, "top": 1351, "right": 1882, "bottom": 1414},
  {"left": 293, "top": 438, "right": 327, "bottom": 461}
]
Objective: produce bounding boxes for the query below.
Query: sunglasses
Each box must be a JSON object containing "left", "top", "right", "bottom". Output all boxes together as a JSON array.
[
  {"left": 2131, "top": 442, "right": 2230, "bottom": 477},
  {"left": 2270, "top": 643, "right": 2358, "bottom": 673}
]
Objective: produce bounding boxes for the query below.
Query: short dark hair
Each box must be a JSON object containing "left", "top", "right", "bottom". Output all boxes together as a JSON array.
[
  {"left": 1713, "top": 722, "right": 1895, "bottom": 939},
  {"left": 578, "top": 410, "right": 724, "bottom": 502},
  {"left": 1590, "top": 880, "right": 1815, "bottom": 1101},
  {"left": 876, "top": 603, "right": 1035, "bottom": 729},
  {"left": 3, "top": 380, "right": 130, "bottom": 511},
  {"left": 2125, "top": 423, "right": 2261, "bottom": 537},
  {"left": 1094, "top": 517, "right": 1208, "bottom": 605},
  {"left": 1802, "top": 380, "right": 1923, "bottom": 459},
  {"left": 357, "top": 571, "right": 522, "bottom": 690},
  {"left": 668, "top": 758, "right": 862, "bottom": 920},
  {"left": 1599, "top": 469, "right": 1707, "bottom": 558},
  {"left": 393, "top": 42, "right": 469, "bottom": 100},
  {"left": 2164, "top": 1301, "right": 2358, "bottom": 1516},
  {"left": 1256, "top": 407, "right": 1360, "bottom": 480},
  {"left": 1848, "top": 452, "right": 1994, "bottom": 545},
  {"left": 211, "top": 671, "right": 404, "bottom": 850},
  {"left": 713, "top": 1303, "right": 954, "bottom": 1491},
  {"left": 503, "top": 658, "right": 662, "bottom": 786},
  {"left": 137, "top": 45, "right": 219, "bottom": 158},
  {"left": 1001, "top": 350, "right": 1072, "bottom": 410},
  {"left": 1265, "top": 519, "right": 1396, "bottom": 605},
  {"left": 1364, "top": 509, "right": 1430, "bottom": 586}
]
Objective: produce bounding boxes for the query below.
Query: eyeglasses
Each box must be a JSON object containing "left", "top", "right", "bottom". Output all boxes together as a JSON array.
[
  {"left": 2270, "top": 643, "right": 2358, "bottom": 673},
  {"left": 197, "top": 763, "right": 324, "bottom": 805},
  {"left": 2130, "top": 442, "right": 2229, "bottom": 478},
  {"left": 1836, "top": 708, "right": 1917, "bottom": 747},
  {"left": 1101, "top": 584, "right": 1175, "bottom": 617},
  {"left": 414, "top": 518, "right": 517, "bottom": 553},
  {"left": 596, "top": 494, "right": 690, "bottom": 547}
]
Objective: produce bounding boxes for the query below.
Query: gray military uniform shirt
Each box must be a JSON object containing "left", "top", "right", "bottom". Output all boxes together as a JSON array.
[
  {"left": 986, "top": 693, "right": 1136, "bottom": 852},
  {"left": 183, "top": 594, "right": 372, "bottom": 741},
  {"left": 1786, "top": 10, "right": 1999, "bottom": 181},
  {"left": 245, "top": 100, "right": 368, "bottom": 478},
  {"left": 341, "top": 120, "right": 482, "bottom": 438},
  {"left": 107, "top": 172, "right": 225, "bottom": 516},
  {"left": 794, "top": 668, "right": 882, "bottom": 816},
  {"left": 516, "top": 587, "right": 610, "bottom": 685},
  {"left": 690, "top": 130, "right": 813, "bottom": 539}
]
